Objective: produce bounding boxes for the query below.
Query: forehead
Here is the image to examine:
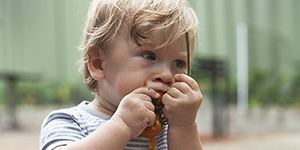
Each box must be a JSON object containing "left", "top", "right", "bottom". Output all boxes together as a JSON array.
[{"left": 139, "top": 31, "right": 187, "bottom": 51}]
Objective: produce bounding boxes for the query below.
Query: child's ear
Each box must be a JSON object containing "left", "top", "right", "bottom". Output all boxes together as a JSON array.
[{"left": 87, "top": 45, "right": 105, "bottom": 80}]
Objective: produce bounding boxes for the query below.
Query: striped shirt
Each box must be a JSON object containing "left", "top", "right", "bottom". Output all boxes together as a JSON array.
[{"left": 39, "top": 101, "right": 168, "bottom": 150}]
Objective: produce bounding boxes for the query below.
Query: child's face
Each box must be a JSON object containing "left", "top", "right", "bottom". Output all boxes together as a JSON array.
[{"left": 97, "top": 30, "right": 188, "bottom": 108}]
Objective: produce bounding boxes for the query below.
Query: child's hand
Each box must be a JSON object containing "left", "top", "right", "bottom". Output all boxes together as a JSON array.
[
  {"left": 111, "top": 87, "right": 160, "bottom": 138},
  {"left": 162, "top": 74, "right": 203, "bottom": 127}
]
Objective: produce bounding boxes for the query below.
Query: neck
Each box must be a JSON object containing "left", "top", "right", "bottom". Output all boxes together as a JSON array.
[{"left": 88, "top": 96, "right": 116, "bottom": 117}]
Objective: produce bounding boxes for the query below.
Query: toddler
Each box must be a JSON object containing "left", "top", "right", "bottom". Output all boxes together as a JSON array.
[{"left": 40, "top": 0, "right": 203, "bottom": 149}]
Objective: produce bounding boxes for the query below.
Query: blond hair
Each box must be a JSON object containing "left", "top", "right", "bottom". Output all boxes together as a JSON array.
[{"left": 79, "top": 0, "right": 199, "bottom": 93}]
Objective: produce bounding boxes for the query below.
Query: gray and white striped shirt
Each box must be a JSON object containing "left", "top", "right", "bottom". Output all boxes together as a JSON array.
[{"left": 39, "top": 101, "right": 168, "bottom": 150}]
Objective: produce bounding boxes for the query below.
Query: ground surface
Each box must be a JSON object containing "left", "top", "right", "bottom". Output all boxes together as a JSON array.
[
  {"left": 0, "top": 104, "right": 299, "bottom": 150},
  {"left": 1, "top": 128, "right": 299, "bottom": 150},
  {"left": 202, "top": 131, "right": 300, "bottom": 150}
]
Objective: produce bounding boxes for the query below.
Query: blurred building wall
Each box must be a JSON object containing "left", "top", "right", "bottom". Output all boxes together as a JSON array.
[
  {"left": 0, "top": 0, "right": 91, "bottom": 80},
  {"left": 190, "top": 0, "right": 300, "bottom": 79},
  {"left": 0, "top": 0, "right": 299, "bottom": 81}
]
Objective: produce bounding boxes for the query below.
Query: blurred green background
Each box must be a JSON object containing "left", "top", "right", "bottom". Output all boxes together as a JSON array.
[
  {"left": 0, "top": 0, "right": 93, "bottom": 106},
  {"left": 1, "top": 0, "right": 299, "bottom": 107},
  {"left": 1, "top": 0, "right": 300, "bottom": 149}
]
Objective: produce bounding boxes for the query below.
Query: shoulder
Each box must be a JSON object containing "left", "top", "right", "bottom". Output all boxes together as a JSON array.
[
  {"left": 40, "top": 103, "right": 88, "bottom": 138},
  {"left": 41, "top": 105, "right": 80, "bottom": 127},
  {"left": 40, "top": 101, "right": 110, "bottom": 137},
  {"left": 42, "top": 101, "right": 107, "bottom": 126},
  {"left": 39, "top": 101, "right": 94, "bottom": 150}
]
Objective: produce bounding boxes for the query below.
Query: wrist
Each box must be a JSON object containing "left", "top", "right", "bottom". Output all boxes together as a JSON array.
[
  {"left": 167, "top": 122, "right": 203, "bottom": 150},
  {"left": 167, "top": 121, "right": 200, "bottom": 142},
  {"left": 167, "top": 118, "right": 196, "bottom": 128},
  {"left": 168, "top": 121, "right": 197, "bottom": 131},
  {"left": 110, "top": 116, "right": 135, "bottom": 138}
]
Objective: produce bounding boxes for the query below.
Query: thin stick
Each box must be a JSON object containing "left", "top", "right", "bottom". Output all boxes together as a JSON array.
[
  {"left": 77, "top": 12, "right": 86, "bottom": 22},
  {"left": 185, "top": 31, "right": 191, "bottom": 75}
]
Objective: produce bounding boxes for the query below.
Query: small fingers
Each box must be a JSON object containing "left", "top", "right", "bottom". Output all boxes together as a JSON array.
[
  {"left": 146, "top": 110, "right": 156, "bottom": 127},
  {"left": 174, "top": 73, "right": 199, "bottom": 91},
  {"left": 166, "top": 86, "right": 182, "bottom": 98},
  {"left": 131, "top": 87, "right": 158, "bottom": 126},
  {"left": 133, "top": 87, "right": 160, "bottom": 100}
]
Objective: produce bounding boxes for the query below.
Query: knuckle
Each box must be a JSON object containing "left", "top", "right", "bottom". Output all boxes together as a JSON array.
[{"left": 189, "top": 78, "right": 197, "bottom": 86}]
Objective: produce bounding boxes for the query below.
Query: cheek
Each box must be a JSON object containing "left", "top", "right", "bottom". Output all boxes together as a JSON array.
[
  {"left": 114, "top": 75, "right": 143, "bottom": 97},
  {"left": 103, "top": 59, "right": 149, "bottom": 100},
  {"left": 114, "top": 72, "right": 151, "bottom": 101},
  {"left": 115, "top": 79, "right": 132, "bottom": 97}
]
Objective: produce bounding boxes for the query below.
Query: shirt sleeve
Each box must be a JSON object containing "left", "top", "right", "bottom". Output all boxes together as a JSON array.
[{"left": 39, "top": 110, "right": 86, "bottom": 150}]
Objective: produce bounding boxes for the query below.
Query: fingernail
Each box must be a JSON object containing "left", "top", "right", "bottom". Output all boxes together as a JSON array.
[{"left": 155, "top": 92, "right": 160, "bottom": 98}]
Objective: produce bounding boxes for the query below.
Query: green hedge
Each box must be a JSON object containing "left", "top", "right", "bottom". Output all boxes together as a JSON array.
[{"left": 0, "top": 80, "right": 94, "bottom": 106}]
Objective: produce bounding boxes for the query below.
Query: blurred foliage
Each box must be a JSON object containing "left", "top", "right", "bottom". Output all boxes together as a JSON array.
[
  {"left": 191, "top": 57, "right": 300, "bottom": 108},
  {"left": 248, "top": 64, "right": 300, "bottom": 108},
  {"left": 248, "top": 69, "right": 281, "bottom": 107},
  {"left": 0, "top": 80, "right": 94, "bottom": 106},
  {"left": 280, "top": 64, "right": 300, "bottom": 108},
  {"left": 0, "top": 60, "right": 299, "bottom": 108},
  {"left": 192, "top": 57, "right": 232, "bottom": 101}
]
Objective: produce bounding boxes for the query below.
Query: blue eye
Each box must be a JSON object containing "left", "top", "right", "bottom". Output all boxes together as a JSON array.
[
  {"left": 172, "top": 60, "right": 184, "bottom": 68},
  {"left": 142, "top": 53, "right": 156, "bottom": 61}
]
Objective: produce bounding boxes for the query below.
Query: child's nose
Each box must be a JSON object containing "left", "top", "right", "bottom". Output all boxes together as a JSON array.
[{"left": 151, "top": 68, "right": 174, "bottom": 86}]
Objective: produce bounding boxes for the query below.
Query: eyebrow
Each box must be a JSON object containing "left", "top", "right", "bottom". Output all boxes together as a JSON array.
[
  {"left": 136, "top": 32, "right": 148, "bottom": 39},
  {"left": 134, "top": 32, "right": 149, "bottom": 46}
]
